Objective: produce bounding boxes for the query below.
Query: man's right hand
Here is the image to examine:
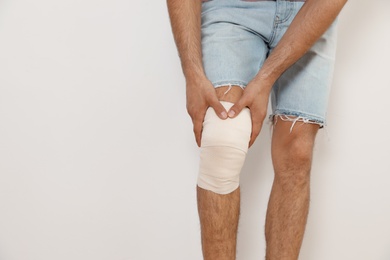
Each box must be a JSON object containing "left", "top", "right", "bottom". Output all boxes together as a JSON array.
[{"left": 186, "top": 77, "right": 228, "bottom": 147}]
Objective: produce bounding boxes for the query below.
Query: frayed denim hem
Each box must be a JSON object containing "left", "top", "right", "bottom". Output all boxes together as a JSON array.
[{"left": 269, "top": 112, "right": 325, "bottom": 133}]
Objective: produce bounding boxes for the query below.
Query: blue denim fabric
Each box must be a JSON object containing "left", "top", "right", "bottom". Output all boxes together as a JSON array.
[{"left": 201, "top": 0, "right": 338, "bottom": 126}]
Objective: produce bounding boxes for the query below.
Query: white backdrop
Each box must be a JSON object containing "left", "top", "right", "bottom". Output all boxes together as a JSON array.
[{"left": 0, "top": 0, "right": 389, "bottom": 259}]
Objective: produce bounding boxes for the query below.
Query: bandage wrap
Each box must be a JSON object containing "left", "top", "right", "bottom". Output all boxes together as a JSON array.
[{"left": 197, "top": 101, "right": 251, "bottom": 194}]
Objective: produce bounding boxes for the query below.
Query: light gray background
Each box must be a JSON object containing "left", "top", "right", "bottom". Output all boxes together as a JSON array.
[{"left": 0, "top": 0, "right": 389, "bottom": 259}]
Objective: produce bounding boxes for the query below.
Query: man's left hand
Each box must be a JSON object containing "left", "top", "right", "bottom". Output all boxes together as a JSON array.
[{"left": 227, "top": 80, "right": 270, "bottom": 148}]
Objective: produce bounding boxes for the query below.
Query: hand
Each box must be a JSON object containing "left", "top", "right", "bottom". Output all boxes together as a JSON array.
[
  {"left": 186, "top": 77, "right": 228, "bottom": 147},
  {"left": 227, "top": 80, "right": 270, "bottom": 148}
]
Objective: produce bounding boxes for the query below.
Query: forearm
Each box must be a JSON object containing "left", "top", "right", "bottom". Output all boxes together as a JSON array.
[
  {"left": 255, "top": 0, "right": 348, "bottom": 91},
  {"left": 167, "top": 0, "right": 205, "bottom": 81}
]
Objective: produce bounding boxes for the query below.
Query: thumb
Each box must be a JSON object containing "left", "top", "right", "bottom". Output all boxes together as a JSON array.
[
  {"left": 228, "top": 98, "right": 246, "bottom": 118},
  {"left": 209, "top": 97, "right": 228, "bottom": 119}
]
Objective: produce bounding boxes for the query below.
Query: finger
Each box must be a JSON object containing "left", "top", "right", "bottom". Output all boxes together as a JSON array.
[
  {"left": 249, "top": 117, "right": 263, "bottom": 148},
  {"left": 227, "top": 97, "right": 247, "bottom": 118},
  {"left": 208, "top": 96, "right": 227, "bottom": 119},
  {"left": 193, "top": 118, "right": 203, "bottom": 147},
  {"left": 249, "top": 123, "right": 262, "bottom": 148}
]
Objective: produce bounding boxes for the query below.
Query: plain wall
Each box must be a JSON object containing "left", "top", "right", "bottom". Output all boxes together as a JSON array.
[{"left": 0, "top": 0, "right": 389, "bottom": 259}]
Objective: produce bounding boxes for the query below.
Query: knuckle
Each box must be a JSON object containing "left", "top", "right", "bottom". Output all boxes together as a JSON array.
[
  {"left": 211, "top": 103, "right": 221, "bottom": 112},
  {"left": 241, "top": 94, "right": 251, "bottom": 104},
  {"left": 233, "top": 103, "right": 241, "bottom": 111},
  {"left": 205, "top": 93, "right": 217, "bottom": 102}
]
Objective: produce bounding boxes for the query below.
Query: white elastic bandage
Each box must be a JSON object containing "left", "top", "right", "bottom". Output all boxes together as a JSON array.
[{"left": 197, "top": 101, "right": 251, "bottom": 194}]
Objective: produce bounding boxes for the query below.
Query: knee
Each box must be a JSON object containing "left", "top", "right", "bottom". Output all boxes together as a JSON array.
[
  {"left": 288, "top": 137, "right": 315, "bottom": 164},
  {"left": 273, "top": 135, "right": 315, "bottom": 185},
  {"left": 197, "top": 101, "right": 251, "bottom": 194}
]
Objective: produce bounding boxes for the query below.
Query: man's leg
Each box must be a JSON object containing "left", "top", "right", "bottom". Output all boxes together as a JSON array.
[
  {"left": 197, "top": 86, "right": 244, "bottom": 260},
  {"left": 197, "top": 186, "right": 240, "bottom": 260},
  {"left": 265, "top": 117, "right": 319, "bottom": 260}
]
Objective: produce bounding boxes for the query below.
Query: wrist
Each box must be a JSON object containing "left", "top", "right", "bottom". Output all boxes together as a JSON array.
[
  {"left": 184, "top": 70, "right": 208, "bottom": 85},
  {"left": 181, "top": 59, "right": 205, "bottom": 78},
  {"left": 251, "top": 73, "right": 275, "bottom": 94}
]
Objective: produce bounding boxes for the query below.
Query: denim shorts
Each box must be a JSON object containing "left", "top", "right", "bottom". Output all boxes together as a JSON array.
[{"left": 201, "top": 0, "right": 338, "bottom": 127}]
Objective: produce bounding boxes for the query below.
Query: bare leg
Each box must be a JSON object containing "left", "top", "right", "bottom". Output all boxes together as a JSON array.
[
  {"left": 197, "top": 85, "right": 243, "bottom": 260},
  {"left": 198, "top": 186, "right": 240, "bottom": 260},
  {"left": 265, "top": 117, "right": 319, "bottom": 260}
]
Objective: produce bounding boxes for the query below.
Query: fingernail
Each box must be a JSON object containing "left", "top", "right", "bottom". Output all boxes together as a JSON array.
[
  {"left": 228, "top": 110, "right": 235, "bottom": 117},
  {"left": 221, "top": 111, "right": 227, "bottom": 119}
]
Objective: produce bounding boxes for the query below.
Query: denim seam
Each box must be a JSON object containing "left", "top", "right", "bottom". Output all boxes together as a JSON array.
[{"left": 276, "top": 2, "right": 293, "bottom": 24}]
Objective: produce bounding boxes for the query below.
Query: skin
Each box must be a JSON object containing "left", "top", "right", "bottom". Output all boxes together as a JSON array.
[
  {"left": 265, "top": 120, "right": 319, "bottom": 260},
  {"left": 198, "top": 86, "right": 319, "bottom": 260},
  {"left": 228, "top": 0, "right": 347, "bottom": 147},
  {"left": 197, "top": 86, "right": 242, "bottom": 260},
  {"left": 167, "top": 0, "right": 347, "bottom": 147},
  {"left": 167, "top": 0, "right": 227, "bottom": 147},
  {"left": 197, "top": 186, "right": 240, "bottom": 260},
  {"left": 167, "top": 0, "right": 348, "bottom": 259}
]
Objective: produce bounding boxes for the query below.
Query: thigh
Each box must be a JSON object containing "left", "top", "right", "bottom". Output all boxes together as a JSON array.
[
  {"left": 201, "top": 0, "right": 274, "bottom": 88},
  {"left": 202, "top": 23, "right": 268, "bottom": 88},
  {"left": 270, "top": 3, "right": 338, "bottom": 126},
  {"left": 271, "top": 117, "right": 319, "bottom": 170}
]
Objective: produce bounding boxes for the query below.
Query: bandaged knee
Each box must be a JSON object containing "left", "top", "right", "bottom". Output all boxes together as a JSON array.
[{"left": 197, "top": 101, "right": 251, "bottom": 194}]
